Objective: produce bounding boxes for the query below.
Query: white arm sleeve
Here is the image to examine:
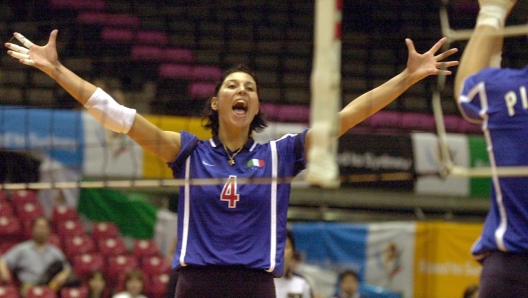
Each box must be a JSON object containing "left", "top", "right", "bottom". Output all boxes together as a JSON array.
[{"left": 84, "top": 88, "right": 137, "bottom": 133}]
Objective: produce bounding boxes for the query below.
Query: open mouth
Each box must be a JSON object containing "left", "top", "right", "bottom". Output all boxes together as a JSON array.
[{"left": 232, "top": 99, "right": 248, "bottom": 115}]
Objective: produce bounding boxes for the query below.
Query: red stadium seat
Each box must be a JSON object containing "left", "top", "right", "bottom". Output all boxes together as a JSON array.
[
  {"left": 0, "top": 285, "right": 20, "bottom": 298},
  {"left": 56, "top": 220, "right": 86, "bottom": 237},
  {"left": 14, "top": 202, "right": 44, "bottom": 223},
  {"left": 0, "top": 241, "right": 17, "bottom": 256},
  {"left": 97, "top": 237, "right": 127, "bottom": 257},
  {"left": 92, "top": 222, "right": 119, "bottom": 241},
  {"left": 106, "top": 255, "right": 138, "bottom": 288},
  {"left": 51, "top": 205, "right": 79, "bottom": 224},
  {"left": 25, "top": 287, "right": 56, "bottom": 298},
  {"left": 72, "top": 253, "right": 105, "bottom": 280},
  {"left": 0, "top": 216, "right": 22, "bottom": 239},
  {"left": 10, "top": 190, "right": 38, "bottom": 205},
  {"left": 0, "top": 190, "right": 8, "bottom": 202},
  {"left": 63, "top": 235, "right": 96, "bottom": 259},
  {"left": 140, "top": 256, "right": 171, "bottom": 276},
  {"left": 60, "top": 286, "right": 87, "bottom": 298},
  {"left": 47, "top": 233, "right": 62, "bottom": 250},
  {"left": 148, "top": 274, "right": 170, "bottom": 298},
  {"left": 0, "top": 201, "right": 14, "bottom": 216},
  {"left": 132, "top": 239, "right": 160, "bottom": 259}
]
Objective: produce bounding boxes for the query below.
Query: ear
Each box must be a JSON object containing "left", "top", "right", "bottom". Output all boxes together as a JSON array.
[{"left": 211, "top": 97, "right": 218, "bottom": 111}]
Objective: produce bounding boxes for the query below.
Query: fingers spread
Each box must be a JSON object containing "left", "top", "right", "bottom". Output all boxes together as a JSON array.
[
  {"left": 6, "top": 43, "right": 29, "bottom": 54},
  {"left": 9, "top": 51, "right": 30, "bottom": 60},
  {"left": 14, "top": 32, "right": 35, "bottom": 49}
]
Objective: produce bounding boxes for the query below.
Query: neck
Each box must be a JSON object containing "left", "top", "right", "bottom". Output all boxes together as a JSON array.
[{"left": 218, "top": 131, "right": 249, "bottom": 151}]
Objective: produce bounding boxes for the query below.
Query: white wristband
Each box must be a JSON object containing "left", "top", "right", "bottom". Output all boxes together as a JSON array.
[
  {"left": 84, "top": 88, "right": 136, "bottom": 133},
  {"left": 476, "top": 5, "right": 507, "bottom": 29}
]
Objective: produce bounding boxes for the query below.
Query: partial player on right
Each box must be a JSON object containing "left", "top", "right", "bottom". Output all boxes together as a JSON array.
[{"left": 453, "top": 0, "right": 528, "bottom": 297}]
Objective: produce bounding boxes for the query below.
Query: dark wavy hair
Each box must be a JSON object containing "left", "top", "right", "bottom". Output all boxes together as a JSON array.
[{"left": 201, "top": 64, "right": 267, "bottom": 136}]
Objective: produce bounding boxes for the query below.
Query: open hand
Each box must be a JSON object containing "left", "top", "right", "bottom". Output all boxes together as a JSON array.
[{"left": 405, "top": 37, "right": 458, "bottom": 85}]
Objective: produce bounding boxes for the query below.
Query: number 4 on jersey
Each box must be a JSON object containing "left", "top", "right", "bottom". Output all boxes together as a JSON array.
[{"left": 221, "top": 175, "right": 240, "bottom": 208}]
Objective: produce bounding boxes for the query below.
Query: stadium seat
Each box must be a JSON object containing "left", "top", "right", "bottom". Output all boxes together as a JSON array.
[
  {"left": 158, "top": 64, "right": 192, "bottom": 80},
  {"left": 25, "top": 286, "right": 56, "bottom": 298},
  {"left": 190, "top": 65, "right": 222, "bottom": 82},
  {"left": 0, "top": 201, "right": 14, "bottom": 216},
  {"left": 49, "top": 0, "right": 105, "bottom": 11},
  {"left": 92, "top": 221, "right": 119, "bottom": 241},
  {"left": 10, "top": 190, "right": 38, "bottom": 206},
  {"left": 100, "top": 28, "right": 134, "bottom": 43},
  {"left": 401, "top": 112, "right": 436, "bottom": 132},
  {"left": 0, "top": 285, "right": 19, "bottom": 298},
  {"left": 135, "top": 31, "right": 169, "bottom": 46},
  {"left": 56, "top": 220, "right": 86, "bottom": 237},
  {"left": 97, "top": 237, "right": 127, "bottom": 257},
  {"left": 60, "top": 286, "right": 87, "bottom": 298},
  {"left": 73, "top": 253, "right": 105, "bottom": 280},
  {"left": 47, "top": 233, "right": 62, "bottom": 250},
  {"left": 51, "top": 206, "right": 79, "bottom": 229},
  {"left": 0, "top": 191, "right": 8, "bottom": 202},
  {"left": 106, "top": 255, "right": 138, "bottom": 288},
  {"left": 0, "top": 216, "right": 22, "bottom": 239},
  {"left": 132, "top": 239, "right": 160, "bottom": 259},
  {"left": 148, "top": 274, "right": 169, "bottom": 298},
  {"left": 188, "top": 82, "right": 216, "bottom": 99},
  {"left": 277, "top": 105, "right": 310, "bottom": 123},
  {"left": 0, "top": 241, "right": 17, "bottom": 256},
  {"left": 163, "top": 48, "right": 193, "bottom": 63},
  {"left": 63, "top": 235, "right": 96, "bottom": 258},
  {"left": 131, "top": 46, "right": 164, "bottom": 61},
  {"left": 140, "top": 256, "right": 171, "bottom": 276},
  {"left": 443, "top": 114, "right": 463, "bottom": 133},
  {"left": 14, "top": 202, "right": 45, "bottom": 223}
]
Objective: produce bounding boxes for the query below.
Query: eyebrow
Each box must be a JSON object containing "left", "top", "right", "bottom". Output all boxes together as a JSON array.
[{"left": 225, "top": 79, "right": 256, "bottom": 86}]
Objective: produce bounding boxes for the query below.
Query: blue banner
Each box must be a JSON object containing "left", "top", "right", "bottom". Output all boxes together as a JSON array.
[{"left": 0, "top": 106, "right": 84, "bottom": 166}]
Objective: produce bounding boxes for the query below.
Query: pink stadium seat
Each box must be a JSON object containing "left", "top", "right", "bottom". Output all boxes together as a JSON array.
[
  {"left": 135, "top": 31, "right": 169, "bottom": 46},
  {"left": 401, "top": 112, "right": 435, "bottom": 132},
  {"left": 148, "top": 274, "right": 170, "bottom": 298},
  {"left": 78, "top": 13, "right": 140, "bottom": 28},
  {"left": 132, "top": 240, "right": 160, "bottom": 259},
  {"left": 158, "top": 64, "right": 192, "bottom": 80},
  {"left": 163, "top": 48, "right": 193, "bottom": 63},
  {"left": 15, "top": 202, "right": 44, "bottom": 223},
  {"left": 97, "top": 237, "right": 127, "bottom": 257},
  {"left": 101, "top": 28, "right": 134, "bottom": 43},
  {"left": 64, "top": 235, "right": 96, "bottom": 258},
  {"left": 25, "top": 287, "right": 56, "bottom": 298},
  {"left": 190, "top": 66, "right": 222, "bottom": 82},
  {"left": 0, "top": 201, "right": 14, "bottom": 216},
  {"left": 277, "top": 105, "right": 310, "bottom": 123},
  {"left": 364, "top": 110, "right": 402, "bottom": 129},
  {"left": 92, "top": 221, "right": 119, "bottom": 241},
  {"left": 459, "top": 119, "right": 483, "bottom": 134},
  {"left": 73, "top": 253, "right": 105, "bottom": 280},
  {"left": 0, "top": 285, "right": 19, "bottom": 298},
  {"left": 141, "top": 256, "right": 171, "bottom": 276},
  {"left": 56, "top": 219, "right": 86, "bottom": 237},
  {"left": 443, "top": 115, "right": 463, "bottom": 133},
  {"left": 60, "top": 287, "right": 88, "bottom": 298},
  {"left": 188, "top": 82, "right": 216, "bottom": 99},
  {"left": 131, "top": 46, "right": 164, "bottom": 61},
  {"left": 259, "top": 103, "right": 280, "bottom": 121}
]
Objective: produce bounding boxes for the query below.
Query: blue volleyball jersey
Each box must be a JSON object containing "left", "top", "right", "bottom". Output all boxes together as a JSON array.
[
  {"left": 168, "top": 129, "right": 307, "bottom": 277},
  {"left": 458, "top": 66, "right": 528, "bottom": 258}
]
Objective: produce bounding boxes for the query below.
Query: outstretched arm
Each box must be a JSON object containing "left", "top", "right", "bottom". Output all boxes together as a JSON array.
[
  {"left": 337, "top": 37, "right": 458, "bottom": 136},
  {"left": 453, "top": 0, "right": 516, "bottom": 98},
  {"left": 5, "top": 30, "right": 181, "bottom": 163}
]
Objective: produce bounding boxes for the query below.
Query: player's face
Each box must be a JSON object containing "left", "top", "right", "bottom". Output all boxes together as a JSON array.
[
  {"left": 212, "top": 72, "right": 259, "bottom": 131},
  {"left": 125, "top": 277, "right": 143, "bottom": 296},
  {"left": 88, "top": 272, "right": 106, "bottom": 295},
  {"left": 340, "top": 274, "right": 359, "bottom": 295}
]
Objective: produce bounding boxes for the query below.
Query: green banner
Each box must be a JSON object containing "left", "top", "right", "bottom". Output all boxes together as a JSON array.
[
  {"left": 468, "top": 136, "right": 490, "bottom": 198},
  {"left": 78, "top": 188, "right": 158, "bottom": 239}
]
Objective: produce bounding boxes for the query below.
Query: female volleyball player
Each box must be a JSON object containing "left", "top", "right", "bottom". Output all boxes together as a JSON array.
[
  {"left": 5, "top": 30, "right": 457, "bottom": 297},
  {"left": 454, "top": 0, "right": 528, "bottom": 297}
]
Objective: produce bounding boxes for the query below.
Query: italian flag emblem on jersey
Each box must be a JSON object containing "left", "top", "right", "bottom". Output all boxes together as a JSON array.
[{"left": 247, "top": 159, "right": 265, "bottom": 167}]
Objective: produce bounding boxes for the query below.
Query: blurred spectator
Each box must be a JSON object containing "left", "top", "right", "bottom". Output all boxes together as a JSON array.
[
  {"left": 87, "top": 269, "right": 109, "bottom": 298},
  {"left": 331, "top": 270, "right": 362, "bottom": 298},
  {"left": 274, "top": 230, "right": 313, "bottom": 298},
  {"left": 0, "top": 216, "right": 74, "bottom": 297},
  {"left": 112, "top": 269, "right": 147, "bottom": 298}
]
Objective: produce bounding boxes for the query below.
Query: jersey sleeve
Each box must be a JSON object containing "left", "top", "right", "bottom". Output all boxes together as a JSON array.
[
  {"left": 167, "top": 131, "right": 199, "bottom": 176},
  {"left": 459, "top": 72, "right": 485, "bottom": 122}
]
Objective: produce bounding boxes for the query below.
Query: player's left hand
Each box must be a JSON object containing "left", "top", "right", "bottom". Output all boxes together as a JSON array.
[{"left": 405, "top": 37, "right": 458, "bottom": 84}]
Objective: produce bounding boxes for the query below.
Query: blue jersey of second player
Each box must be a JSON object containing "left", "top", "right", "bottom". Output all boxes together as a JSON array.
[
  {"left": 168, "top": 130, "right": 307, "bottom": 277},
  {"left": 458, "top": 66, "right": 528, "bottom": 257}
]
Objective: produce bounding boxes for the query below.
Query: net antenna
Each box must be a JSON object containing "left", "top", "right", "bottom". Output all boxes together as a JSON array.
[
  {"left": 434, "top": 0, "right": 528, "bottom": 178},
  {"left": 306, "top": 0, "right": 342, "bottom": 188}
]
